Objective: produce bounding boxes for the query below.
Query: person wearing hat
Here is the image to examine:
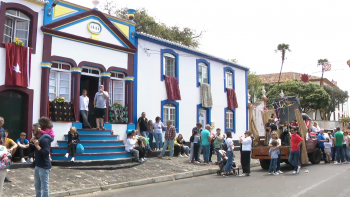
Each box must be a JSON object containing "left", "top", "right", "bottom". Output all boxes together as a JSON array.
[{"left": 16, "top": 132, "right": 33, "bottom": 163}]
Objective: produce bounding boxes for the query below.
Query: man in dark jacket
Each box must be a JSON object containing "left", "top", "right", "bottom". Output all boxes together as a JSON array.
[{"left": 30, "top": 123, "right": 51, "bottom": 197}]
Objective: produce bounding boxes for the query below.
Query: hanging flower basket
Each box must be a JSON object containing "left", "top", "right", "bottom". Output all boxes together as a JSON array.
[
  {"left": 48, "top": 101, "right": 75, "bottom": 122},
  {"left": 109, "top": 104, "right": 128, "bottom": 124}
]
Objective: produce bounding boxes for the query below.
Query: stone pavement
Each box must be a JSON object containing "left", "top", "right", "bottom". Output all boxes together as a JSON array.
[{"left": 3, "top": 151, "right": 259, "bottom": 197}]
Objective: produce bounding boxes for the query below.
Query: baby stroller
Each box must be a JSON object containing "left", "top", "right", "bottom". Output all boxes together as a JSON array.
[{"left": 216, "top": 150, "right": 238, "bottom": 176}]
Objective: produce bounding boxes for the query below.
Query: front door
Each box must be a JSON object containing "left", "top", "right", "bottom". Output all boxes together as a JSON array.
[
  {"left": 0, "top": 91, "right": 25, "bottom": 139},
  {"left": 199, "top": 108, "right": 207, "bottom": 127},
  {"left": 80, "top": 75, "right": 99, "bottom": 128}
]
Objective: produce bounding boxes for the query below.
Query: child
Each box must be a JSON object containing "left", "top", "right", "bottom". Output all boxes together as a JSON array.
[
  {"left": 269, "top": 140, "right": 280, "bottom": 175},
  {"left": 38, "top": 117, "right": 55, "bottom": 142},
  {"left": 282, "top": 121, "right": 290, "bottom": 146},
  {"left": 192, "top": 131, "right": 201, "bottom": 164},
  {"left": 324, "top": 132, "right": 332, "bottom": 163}
]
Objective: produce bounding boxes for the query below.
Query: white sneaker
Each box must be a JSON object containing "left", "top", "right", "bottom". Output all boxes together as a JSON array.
[
  {"left": 194, "top": 161, "right": 200, "bottom": 164},
  {"left": 297, "top": 166, "right": 301, "bottom": 174},
  {"left": 30, "top": 158, "right": 34, "bottom": 163},
  {"left": 278, "top": 170, "right": 283, "bottom": 174},
  {"left": 184, "top": 154, "right": 189, "bottom": 158},
  {"left": 334, "top": 162, "right": 340, "bottom": 165},
  {"left": 293, "top": 171, "right": 297, "bottom": 174},
  {"left": 143, "top": 158, "right": 147, "bottom": 161},
  {"left": 268, "top": 172, "right": 273, "bottom": 175},
  {"left": 21, "top": 158, "right": 26, "bottom": 163},
  {"left": 141, "top": 158, "right": 145, "bottom": 162},
  {"left": 344, "top": 161, "right": 349, "bottom": 164},
  {"left": 273, "top": 172, "right": 279, "bottom": 176},
  {"left": 178, "top": 154, "right": 184, "bottom": 158},
  {"left": 71, "top": 157, "right": 75, "bottom": 162},
  {"left": 65, "top": 153, "right": 69, "bottom": 158}
]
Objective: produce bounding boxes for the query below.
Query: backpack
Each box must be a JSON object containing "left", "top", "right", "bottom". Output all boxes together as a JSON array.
[
  {"left": 76, "top": 143, "right": 84, "bottom": 154},
  {"left": 221, "top": 142, "right": 228, "bottom": 151}
]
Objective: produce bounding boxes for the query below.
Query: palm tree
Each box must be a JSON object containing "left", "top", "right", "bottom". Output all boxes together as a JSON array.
[
  {"left": 275, "top": 43, "right": 291, "bottom": 85},
  {"left": 317, "top": 59, "right": 330, "bottom": 86}
]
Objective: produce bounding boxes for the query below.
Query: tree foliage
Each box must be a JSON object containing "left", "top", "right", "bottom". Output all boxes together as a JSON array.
[
  {"left": 100, "top": 1, "right": 203, "bottom": 48},
  {"left": 275, "top": 43, "right": 291, "bottom": 84},
  {"left": 323, "top": 85, "right": 348, "bottom": 120},
  {"left": 248, "top": 71, "right": 262, "bottom": 103},
  {"left": 266, "top": 80, "right": 330, "bottom": 113}
]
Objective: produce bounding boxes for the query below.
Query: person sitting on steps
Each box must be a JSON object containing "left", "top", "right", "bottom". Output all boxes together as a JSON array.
[
  {"left": 65, "top": 127, "right": 80, "bottom": 162},
  {"left": 16, "top": 132, "right": 34, "bottom": 163}
]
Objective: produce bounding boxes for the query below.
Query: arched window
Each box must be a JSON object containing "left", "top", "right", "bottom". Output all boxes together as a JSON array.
[
  {"left": 109, "top": 72, "right": 125, "bottom": 106},
  {"left": 4, "top": 9, "right": 30, "bottom": 46},
  {"left": 49, "top": 62, "right": 71, "bottom": 102},
  {"left": 164, "top": 53, "right": 175, "bottom": 77}
]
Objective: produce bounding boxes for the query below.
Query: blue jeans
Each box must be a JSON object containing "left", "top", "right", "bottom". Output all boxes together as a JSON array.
[
  {"left": 225, "top": 151, "right": 233, "bottom": 173},
  {"left": 149, "top": 133, "right": 154, "bottom": 149},
  {"left": 202, "top": 145, "right": 210, "bottom": 163},
  {"left": 154, "top": 133, "right": 163, "bottom": 149},
  {"left": 270, "top": 154, "right": 281, "bottom": 173},
  {"left": 269, "top": 158, "right": 278, "bottom": 173},
  {"left": 345, "top": 145, "right": 350, "bottom": 162},
  {"left": 141, "top": 131, "right": 151, "bottom": 150},
  {"left": 215, "top": 148, "right": 222, "bottom": 162},
  {"left": 336, "top": 146, "right": 345, "bottom": 163},
  {"left": 160, "top": 139, "right": 174, "bottom": 157},
  {"left": 34, "top": 166, "right": 51, "bottom": 197},
  {"left": 288, "top": 150, "right": 300, "bottom": 171}
]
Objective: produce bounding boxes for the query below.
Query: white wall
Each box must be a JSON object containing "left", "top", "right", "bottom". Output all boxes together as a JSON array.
[
  {"left": 112, "top": 124, "right": 127, "bottom": 143},
  {"left": 51, "top": 37, "right": 128, "bottom": 70},
  {"left": 59, "top": 18, "right": 124, "bottom": 47},
  {"left": 137, "top": 39, "right": 248, "bottom": 141},
  {"left": 52, "top": 122, "right": 72, "bottom": 147},
  {"left": 0, "top": 0, "right": 45, "bottom": 128}
]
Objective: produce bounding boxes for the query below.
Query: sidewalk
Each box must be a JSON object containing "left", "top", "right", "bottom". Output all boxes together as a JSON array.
[{"left": 3, "top": 152, "right": 260, "bottom": 197}]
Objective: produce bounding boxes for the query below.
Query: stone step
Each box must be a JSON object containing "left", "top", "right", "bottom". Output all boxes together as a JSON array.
[
  {"left": 51, "top": 146, "right": 126, "bottom": 154},
  {"left": 64, "top": 134, "right": 118, "bottom": 141},
  {"left": 57, "top": 140, "right": 124, "bottom": 147},
  {"left": 51, "top": 152, "right": 132, "bottom": 161}
]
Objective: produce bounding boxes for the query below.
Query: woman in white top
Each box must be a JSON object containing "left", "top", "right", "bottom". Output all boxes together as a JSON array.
[
  {"left": 153, "top": 117, "right": 164, "bottom": 151},
  {"left": 268, "top": 131, "right": 283, "bottom": 174},
  {"left": 223, "top": 131, "right": 234, "bottom": 176},
  {"left": 239, "top": 131, "right": 252, "bottom": 177},
  {"left": 343, "top": 131, "right": 350, "bottom": 163},
  {"left": 311, "top": 122, "right": 320, "bottom": 134}
]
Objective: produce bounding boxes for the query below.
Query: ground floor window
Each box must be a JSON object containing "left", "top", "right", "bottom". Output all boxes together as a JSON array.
[
  {"left": 109, "top": 72, "right": 125, "bottom": 106},
  {"left": 49, "top": 62, "right": 71, "bottom": 102},
  {"left": 163, "top": 104, "right": 175, "bottom": 126}
]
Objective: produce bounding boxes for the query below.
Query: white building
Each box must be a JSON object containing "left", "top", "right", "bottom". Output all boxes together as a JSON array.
[{"left": 135, "top": 33, "right": 249, "bottom": 141}]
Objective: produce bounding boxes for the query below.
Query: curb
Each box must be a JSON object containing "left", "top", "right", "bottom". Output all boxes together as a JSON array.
[
  {"left": 49, "top": 168, "right": 216, "bottom": 197},
  {"left": 50, "top": 163, "right": 262, "bottom": 197}
]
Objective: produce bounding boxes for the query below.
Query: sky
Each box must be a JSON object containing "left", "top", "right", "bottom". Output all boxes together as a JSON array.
[{"left": 72, "top": 0, "right": 350, "bottom": 93}]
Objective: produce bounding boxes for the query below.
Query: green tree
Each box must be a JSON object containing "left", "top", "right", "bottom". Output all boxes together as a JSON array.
[
  {"left": 248, "top": 71, "right": 262, "bottom": 103},
  {"left": 275, "top": 43, "right": 291, "bottom": 85},
  {"left": 323, "top": 85, "right": 348, "bottom": 120},
  {"left": 100, "top": 1, "right": 203, "bottom": 48},
  {"left": 266, "top": 80, "right": 330, "bottom": 113}
]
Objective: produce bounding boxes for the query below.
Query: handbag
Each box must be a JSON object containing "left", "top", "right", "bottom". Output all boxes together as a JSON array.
[{"left": 76, "top": 143, "right": 84, "bottom": 154}]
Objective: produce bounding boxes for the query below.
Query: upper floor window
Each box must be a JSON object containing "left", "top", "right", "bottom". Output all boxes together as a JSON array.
[
  {"left": 49, "top": 62, "right": 71, "bottom": 102},
  {"left": 164, "top": 53, "right": 175, "bottom": 77},
  {"left": 225, "top": 71, "right": 233, "bottom": 89},
  {"left": 163, "top": 104, "right": 176, "bottom": 127},
  {"left": 198, "top": 62, "right": 208, "bottom": 84},
  {"left": 109, "top": 72, "right": 125, "bottom": 107},
  {"left": 3, "top": 10, "right": 30, "bottom": 46}
]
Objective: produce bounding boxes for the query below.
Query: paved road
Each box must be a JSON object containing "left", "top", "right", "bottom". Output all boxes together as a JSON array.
[{"left": 76, "top": 163, "right": 350, "bottom": 197}]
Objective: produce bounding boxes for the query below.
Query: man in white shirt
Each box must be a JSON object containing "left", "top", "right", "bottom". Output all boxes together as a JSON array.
[{"left": 80, "top": 90, "right": 91, "bottom": 129}]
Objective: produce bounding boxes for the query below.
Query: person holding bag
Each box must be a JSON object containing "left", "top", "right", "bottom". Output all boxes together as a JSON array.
[{"left": 65, "top": 127, "right": 80, "bottom": 162}]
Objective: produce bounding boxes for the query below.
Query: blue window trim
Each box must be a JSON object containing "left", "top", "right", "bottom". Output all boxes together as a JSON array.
[
  {"left": 196, "top": 59, "right": 211, "bottom": 87},
  {"left": 160, "top": 49, "right": 179, "bottom": 82},
  {"left": 245, "top": 71, "right": 249, "bottom": 130},
  {"left": 223, "top": 67, "right": 235, "bottom": 92},
  {"left": 161, "top": 99, "right": 179, "bottom": 133},
  {"left": 225, "top": 107, "right": 236, "bottom": 133},
  {"left": 133, "top": 37, "right": 138, "bottom": 124},
  {"left": 196, "top": 104, "right": 211, "bottom": 125}
]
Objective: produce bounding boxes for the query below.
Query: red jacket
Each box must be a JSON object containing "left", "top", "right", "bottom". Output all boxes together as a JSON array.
[{"left": 291, "top": 134, "right": 303, "bottom": 151}]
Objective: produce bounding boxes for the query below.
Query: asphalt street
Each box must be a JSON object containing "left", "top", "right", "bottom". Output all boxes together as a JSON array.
[{"left": 76, "top": 163, "right": 350, "bottom": 197}]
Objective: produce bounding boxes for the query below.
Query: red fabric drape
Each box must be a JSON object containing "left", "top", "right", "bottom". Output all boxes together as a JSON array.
[
  {"left": 227, "top": 88, "right": 238, "bottom": 109},
  {"left": 164, "top": 76, "right": 181, "bottom": 101},
  {"left": 5, "top": 43, "right": 31, "bottom": 87}
]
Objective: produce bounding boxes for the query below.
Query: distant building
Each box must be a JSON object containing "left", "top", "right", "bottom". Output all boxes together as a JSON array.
[{"left": 257, "top": 72, "right": 349, "bottom": 121}]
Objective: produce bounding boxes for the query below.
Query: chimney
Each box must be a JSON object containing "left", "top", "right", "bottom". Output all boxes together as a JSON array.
[{"left": 127, "top": 9, "right": 136, "bottom": 21}]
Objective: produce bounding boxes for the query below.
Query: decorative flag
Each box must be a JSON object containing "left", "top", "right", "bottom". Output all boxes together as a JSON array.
[
  {"left": 5, "top": 43, "right": 31, "bottom": 87},
  {"left": 300, "top": 74, "right": 309, "bottom": 83}
]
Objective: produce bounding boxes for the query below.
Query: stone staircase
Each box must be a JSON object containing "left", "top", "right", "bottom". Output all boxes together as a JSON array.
[{"left": 51, "top": 128, "right": 132, "bottom": 161}]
